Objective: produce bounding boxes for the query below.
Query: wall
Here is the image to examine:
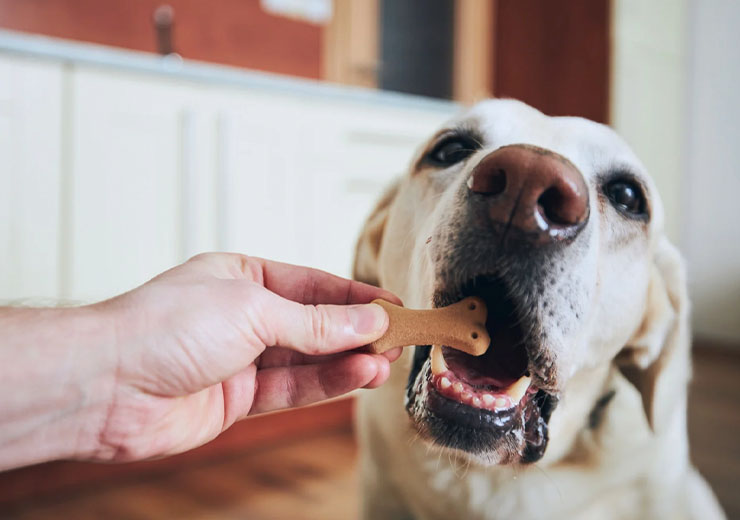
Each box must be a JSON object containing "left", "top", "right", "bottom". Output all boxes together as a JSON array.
[
  {"left": 611, "top": 0, "right": 688, "bottom": 244},
  {"left": 0, "top": 0, "right": 321, "bottom": 78},
  {"left": 612, "top": 0, "right": 740, "bottom": 344},
  {"left": 683, "top": 0, "right": 740, "bottom": 343}
]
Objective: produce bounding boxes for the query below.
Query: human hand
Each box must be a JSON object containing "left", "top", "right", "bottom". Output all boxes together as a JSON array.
[{"left": 91, "top": 253, "right": 402, "bottom": 461}]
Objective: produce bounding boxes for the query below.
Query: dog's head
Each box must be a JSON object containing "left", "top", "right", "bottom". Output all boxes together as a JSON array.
[{"left": 354, "top": 99, "right": 689, "bottom": 465}]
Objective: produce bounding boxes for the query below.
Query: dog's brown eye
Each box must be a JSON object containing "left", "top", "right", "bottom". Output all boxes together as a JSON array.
[
  {"left": 605, "top": 179, "right": 646, "bottom": 217},
  {"left": 426, "top": 136, "right": 479, "bottom": 167}
]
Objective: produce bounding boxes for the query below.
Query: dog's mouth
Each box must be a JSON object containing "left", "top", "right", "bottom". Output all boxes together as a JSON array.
[{"left": 405, "top": 275, "right": 558, "bottom": 464}]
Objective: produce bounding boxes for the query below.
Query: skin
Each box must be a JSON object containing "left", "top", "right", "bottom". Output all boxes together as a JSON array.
[{"left": 0, "top": 252, "right": 402, "bottom": 471}]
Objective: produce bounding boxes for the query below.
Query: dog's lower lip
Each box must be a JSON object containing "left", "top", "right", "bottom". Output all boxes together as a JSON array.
[
  {"left": 432, "top": 373, "right": 534, "bottom": 411},
  {"left": 404, "top": 275, "right": 556, "bottom": 461},
  {"left": 404, "top": 348, "right": 557, "bottom": 463},
  {"left": 430, "top": 345, "right": 533, "bottom": 411}
]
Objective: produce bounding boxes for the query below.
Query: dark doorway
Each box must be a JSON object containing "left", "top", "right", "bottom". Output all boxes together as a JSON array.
[{"left": 379, "top": 0, "right": 455, "bottom": 99}]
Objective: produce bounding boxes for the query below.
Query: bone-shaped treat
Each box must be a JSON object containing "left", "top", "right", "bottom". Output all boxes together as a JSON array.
[{"left": 368, "top": 296, "right": 490, "bottom": 356}]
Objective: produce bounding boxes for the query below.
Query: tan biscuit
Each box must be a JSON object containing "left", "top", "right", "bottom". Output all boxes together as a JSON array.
[{"left": 368, "top": 296, "right": 490, "bottom": 356}]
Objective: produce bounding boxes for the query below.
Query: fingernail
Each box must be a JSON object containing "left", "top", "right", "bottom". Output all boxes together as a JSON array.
[{"left": 348, "top": 303, "right": 387, "bottom": 335}]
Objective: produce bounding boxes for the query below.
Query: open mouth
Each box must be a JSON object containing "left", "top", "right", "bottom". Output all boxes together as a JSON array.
[
  {"left": 431, "top": 275, "right": 532, "bottom": 411},
  {"left": 405, "top": 274, "right": 558, "bottom": 463},
  {"left": 430, "top": 345, "right": 532, "bottom": 411}
]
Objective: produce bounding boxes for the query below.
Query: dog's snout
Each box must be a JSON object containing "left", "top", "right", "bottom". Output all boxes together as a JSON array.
[{"left": 468, "top": 144, "right": 589, "bottom": 243}]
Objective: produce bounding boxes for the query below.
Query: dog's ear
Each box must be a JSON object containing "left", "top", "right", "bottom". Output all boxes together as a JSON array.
[
  {"left": 616, "top": 236, "right": 691, "bottom": 432},
  {"left": 353, "top": 180, "right": 401, "bottom": 286}
]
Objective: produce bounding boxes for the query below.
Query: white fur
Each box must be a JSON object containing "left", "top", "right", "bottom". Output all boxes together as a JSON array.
[{"left": 354, "top": 100, "right": 725, "bottom": 520}]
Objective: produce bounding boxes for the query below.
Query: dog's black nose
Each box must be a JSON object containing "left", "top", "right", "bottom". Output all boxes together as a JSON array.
[{"left": 468, "top": 144, "right": 589, "bottom": 243}]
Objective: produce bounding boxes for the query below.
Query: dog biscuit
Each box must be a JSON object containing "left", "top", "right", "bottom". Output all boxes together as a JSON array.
[{"left": 368, "top": 297, "right": 490, "bottom": 356}]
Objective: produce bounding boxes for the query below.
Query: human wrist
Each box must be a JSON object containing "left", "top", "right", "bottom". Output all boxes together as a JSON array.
[{"left": 0, "top": 304, "right": 119, "bottom": 469}]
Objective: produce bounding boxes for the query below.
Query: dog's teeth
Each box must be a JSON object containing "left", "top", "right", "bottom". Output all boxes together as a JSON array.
[
  {"left": 440, "top": 376, "right": 452, "bottom": 390},
  {"left": 472, "top": 396, "right": 482, "bottom": 407},
  {"left": 505, "top": 375, "right": 532, "bottom": 404},
  {"left": 482, "top": 394, "right": 495, "bottom": 406},
  {"left": 495, "top": 397, "right": 508, "bottom": 408},
  {"left": 452, "top": 382, "right": 464, "bottom": 394},
  {"left": 430, "top": 345, "right": 448, "bottom": 375},
  {"left": 461, "top": 391, "right": 473, "bottom": 403}
]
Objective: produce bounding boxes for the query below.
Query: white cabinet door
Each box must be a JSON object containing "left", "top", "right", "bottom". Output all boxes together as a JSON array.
[
  {"left": 66, "top": 69, "right": 216, "bottom": 301},
  {"left": 0, "top": 51, "right": 454, "bottom": 303},
  {"left": 0, "top": 56, "right": 63, "bottom": 300},
  {"left": 308, "top": 103, "right": 452, "bottom": 278},
  {"left": 213, "top": 90, "right": 325, "bottom": 268},
  {"left": 213, "top": 86, "right": 453, "bottom": 279}
]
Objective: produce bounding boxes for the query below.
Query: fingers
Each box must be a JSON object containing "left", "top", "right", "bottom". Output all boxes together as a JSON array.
[
  {"left": 252, "top": 257, "right": 402, "bottom": 306},
  {"left": 249, "top": 354, "right": 390, "bottom": 415},
  {"left": 381, "top": 347, "right": 403, "bottom": 363},
  {"left": 257, "top": 346, "right": 346, "bottom": 369},
  {"left": 252, "top": 287, "right": 390, "bottom": 355},
  {"left": 257, "top": 345, "right": 403, "bottom": 369},
  {"left": 220, "top": 364, "right": 258, "bottom": 427},
  {"left": 362, "top": 355, "right": 392, "bottom": 389},
  {"left": 172, "top": 253, "right": 402, "bottom": 306}
]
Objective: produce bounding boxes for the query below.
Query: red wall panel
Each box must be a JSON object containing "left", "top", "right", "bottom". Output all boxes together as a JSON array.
[
  {"left": 0, "top": 0, "right": 322, "bottom": 78},
  {"left": 494, "top": 0, "right": 610, "bottom": 123}
]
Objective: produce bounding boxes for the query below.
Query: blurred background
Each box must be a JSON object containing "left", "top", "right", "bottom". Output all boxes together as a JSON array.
[{"left": 0, "top": 0, "right": 738, "bottom": 518}]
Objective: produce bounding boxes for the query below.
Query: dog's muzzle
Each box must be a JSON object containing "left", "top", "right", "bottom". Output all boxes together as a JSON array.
[{"left": 403, "top": 144, "right": 588, "bottom": 463}]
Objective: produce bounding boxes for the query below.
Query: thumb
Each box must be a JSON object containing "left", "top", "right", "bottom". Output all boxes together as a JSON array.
[{"left": 254, "top": 289, "right": 389, "bottom": 355}]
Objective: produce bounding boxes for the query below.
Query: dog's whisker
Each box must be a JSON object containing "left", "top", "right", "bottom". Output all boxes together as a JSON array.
[{"left": 531, "top": 463, "right": 562, "bottom": 502}]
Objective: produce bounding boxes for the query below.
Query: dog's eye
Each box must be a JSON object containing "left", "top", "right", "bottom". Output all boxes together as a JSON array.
[
  {"left": 426, "top": 136, "right": 479, "bottom": 167},
  {"left": 604, "top": 179, "right": 647, "bottom": 218}
]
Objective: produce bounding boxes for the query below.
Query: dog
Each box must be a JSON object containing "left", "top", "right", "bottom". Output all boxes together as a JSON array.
[{"left": 352, "top": 99, "right": 725, "bottom": 519}]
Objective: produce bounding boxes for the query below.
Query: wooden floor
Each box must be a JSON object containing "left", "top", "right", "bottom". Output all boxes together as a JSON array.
[
  {"left": 687, "top": 347, "right": 740, "bottom": 519},
  {"left": 2, "top": 430, "right": 360, "bottom": 520},
  {"left": 2, "top": 347, "right": 738, "bottom": 519}
]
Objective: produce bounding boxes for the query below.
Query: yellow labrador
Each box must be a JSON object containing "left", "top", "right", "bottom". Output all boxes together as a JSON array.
[{"left": 353, "top": 99, "right": 725, "bottom": 520}]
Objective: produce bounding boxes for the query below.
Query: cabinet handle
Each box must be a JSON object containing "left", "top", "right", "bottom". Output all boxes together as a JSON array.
[{"left": 153, "top": 4, "right": 176, "bottom": 56}]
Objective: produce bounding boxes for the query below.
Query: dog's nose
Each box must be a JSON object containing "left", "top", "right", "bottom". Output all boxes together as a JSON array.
[{"left": 467, "top": 144, "right": 589, "bottom": 243}]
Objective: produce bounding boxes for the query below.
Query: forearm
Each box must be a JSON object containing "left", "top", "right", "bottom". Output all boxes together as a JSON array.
[{"left": 0, "top": 305, "right": 117, "bottom": 470}]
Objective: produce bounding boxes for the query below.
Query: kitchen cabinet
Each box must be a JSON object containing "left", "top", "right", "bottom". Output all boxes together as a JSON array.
[
  {"left": 0, "top": 57, "right": 63, "bottom": 300},
  {"left": 67, "top": 69, "right": 206, "bottom": 300},
  {"left": 212, "top": 87, "right": 446, "bottom": 277},
  {"left": 0, "top": 37, "right": 456, "bottom": 303}
]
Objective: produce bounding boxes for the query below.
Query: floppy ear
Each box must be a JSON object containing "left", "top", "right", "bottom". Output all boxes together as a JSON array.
[
  {"left": 616, "top": 236, "right": 691, "bottom": 432},
  {"left": 353, "top": 180, "right": 400, "bottom": 286}
]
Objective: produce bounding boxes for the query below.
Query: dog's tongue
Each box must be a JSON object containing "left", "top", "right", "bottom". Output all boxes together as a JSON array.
[
  {"left": 443, "top": 347, "right": 522, "bottom": 389},
  {"left": 442, "top": 298, "right": 531, "bottom": 388}
]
